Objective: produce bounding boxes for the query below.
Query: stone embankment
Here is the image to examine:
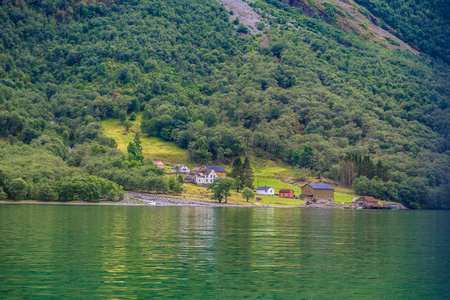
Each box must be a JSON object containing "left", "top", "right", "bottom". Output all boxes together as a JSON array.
[
  {"left": 126, "top": 192, "right": 254, "bottom": 207},
  {"left": 304, "top": 200, "right": 344, "bottom": 209}
]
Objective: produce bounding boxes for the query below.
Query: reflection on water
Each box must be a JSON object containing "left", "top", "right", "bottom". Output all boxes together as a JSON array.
[{"left": 0, "top": 205, "right": 449, "bottom": 298}]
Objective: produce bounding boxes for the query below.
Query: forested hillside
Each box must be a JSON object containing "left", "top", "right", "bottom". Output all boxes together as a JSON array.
[
  {"left": 353, "top": 0, "right": 450, "bottom": 63},
  {"left": 0, "top": 0, "right": 448, "bottom": 208}
]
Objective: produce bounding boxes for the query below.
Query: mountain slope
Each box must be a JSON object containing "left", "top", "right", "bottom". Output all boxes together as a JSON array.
[
  {"left": 268, "top": 0, "right": 415, "bottom": 51},
  {"left": 270, "top": 0, "right": 449, "bottom": 63},
  {"left": 0, "top": 0, "right": 449, "bottom": 208},
  {"left": 354, "top": 0, "right": 450, "bottom": 63}
]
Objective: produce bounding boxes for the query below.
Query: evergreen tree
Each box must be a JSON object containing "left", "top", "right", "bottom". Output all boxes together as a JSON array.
[
  {"left": 95, "top": 107, "right": 101, "bottom": 119},
  {"left": 300, "top": 143, "right": 313, "bottom": 168},
  {"left": 129, "top": 112, "right": 137, "bottom": 121},
  {"left": 119, "top": 110, "right": 127, "bottom": 123},
  {"left": 230, "top": 157, "right": 244, "bottom": 191},
  {"left": 291, "top": 150, "right": 300, "bottom": 166},
  {"left": 127, "top": 142, "right": 138, "bottom": 157},
  {"left": 234, "top": 176, "right": 242, "bottom": 193},
  {"left": 242, "top": 157, "right": 254, "bottom": 189},
  {"left": 127, "top": 141, "right": 143, "bottom": 161},
  {"left": 134, "top": 132, "right": 143, "bottom": 154},
  {"left": 230, "top": 157, "right": 243, "bottom": 179},
  {"left": 375, "top": 160, "right": 390, "bottom": 182},
  {"left": 360, "top": 156, "right": 375, "bottom": 179}
]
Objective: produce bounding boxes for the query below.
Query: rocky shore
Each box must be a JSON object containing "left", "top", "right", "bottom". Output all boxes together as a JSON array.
[
  {"left": 0, "top": 193, "right": 284, "bottom": 208},
  {"left": 125, "top": 192, "right": 268, "bottom": 207},
  {"left": 0, "top": 192, "right": 408, "bottom": 209}
]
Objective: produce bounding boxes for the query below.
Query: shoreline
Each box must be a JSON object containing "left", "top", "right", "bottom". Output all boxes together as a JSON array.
[
  {"left": 0, "top": 192, "right": 337, "bottom": 209},
  {"left": 0, "top": 192, "right": 406, "bottom": 209},
  {"left": 0, "top": 192, "right": 290, "bottom": 208}
]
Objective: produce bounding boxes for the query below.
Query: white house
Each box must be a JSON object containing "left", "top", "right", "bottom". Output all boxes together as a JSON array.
[
  {"left": 195, "top": 169, "right": 218, "bottom": 185},
  {"left": 171, "top": 164, "right": 191, "bottom": 174},
  {"left": 256, "top": 186, "right": 275, "bottom": 196},
  {"left": 185, "top": 169, "right": 218, "bottom": 186}
]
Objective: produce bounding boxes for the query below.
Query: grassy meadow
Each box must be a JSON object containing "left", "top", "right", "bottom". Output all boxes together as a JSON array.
[{"left": 101, "top": 115, "right": 189, "bottom": 165}]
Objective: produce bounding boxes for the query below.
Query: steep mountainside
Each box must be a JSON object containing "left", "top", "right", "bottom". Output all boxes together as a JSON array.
[
  {"left": 0, "top": 0, "right": 449, "bottom": 208},
  {"left": 354, "top": 0, "right": 450, "bottom": 63},
  {"left": 274, "top": 0, "right": 449, "bottom": 62},
  {"left": 274, "top": 0, "right": 414, "bottom": 51}
]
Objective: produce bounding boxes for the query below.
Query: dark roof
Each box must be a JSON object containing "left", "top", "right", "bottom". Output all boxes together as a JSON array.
[
  {"left": 256, "top": 186, "right": 273, "bottom": 191},
  {"left": 203, "top": 165, "right": 227, "bottom": 173},
  {"left": 305, "top": 183, "right": 334, "bottom": 190},
  {"left": 279, "top": 189, "right": 294, "bottom": 193},
  {"left": 363, "top": 196, "right": 378, "bottom": 202}
]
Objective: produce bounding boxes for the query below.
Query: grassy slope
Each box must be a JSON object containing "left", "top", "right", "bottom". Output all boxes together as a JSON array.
[
  {"left": 101, "top": 114, "right": 189, "bottom": 165},
  {"left": 102, "top": 115, "right": 359, "bottom": 206}
]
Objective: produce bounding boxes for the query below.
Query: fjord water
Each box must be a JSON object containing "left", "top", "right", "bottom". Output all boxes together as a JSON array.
[{"left": 1, "top": 205, "right": 449, "bottom": 299}]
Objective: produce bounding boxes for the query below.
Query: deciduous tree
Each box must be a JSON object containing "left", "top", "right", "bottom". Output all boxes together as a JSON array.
[
  {"left": 8, "top": 178, "right": 27, "bottom": 200},
  {"left": 208, "top": 177, "right": 235, "bottom": 203},
  {"left": 241, "top": 187, "right": 255, "bottom": 202}
]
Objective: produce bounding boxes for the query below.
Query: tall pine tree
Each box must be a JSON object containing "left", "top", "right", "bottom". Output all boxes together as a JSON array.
[
  {"left": 134, "top": 132, "right": 143, "bottom": 154},
  {"left": 230, "top": 157, "right": 244, "bottom": 191},
  {"left": 230, "top": 157, "right": 243, "bottom": 178},
  {"left": 242, "top": 157, "right": 254, "bottom": 189}
]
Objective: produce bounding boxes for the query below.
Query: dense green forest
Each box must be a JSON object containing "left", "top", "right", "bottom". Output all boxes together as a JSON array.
[{"left": 0, "top": 0, "right": 448, "bottom": 208}]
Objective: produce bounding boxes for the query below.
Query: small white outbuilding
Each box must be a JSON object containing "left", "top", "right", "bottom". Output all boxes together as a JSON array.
[{"left": 256, "top": 186, "right": 275, "bottom": 196}]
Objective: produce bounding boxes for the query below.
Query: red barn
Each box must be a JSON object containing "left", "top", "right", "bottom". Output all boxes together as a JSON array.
[{"left": 279, "top": 189, "right": 294, "bottom": 198}]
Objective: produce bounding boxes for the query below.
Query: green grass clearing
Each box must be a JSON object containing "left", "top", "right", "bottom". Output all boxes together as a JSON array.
[
  {"left": 176, "top": 183, "right": 303, "bottom": 207},
  {"left": 253, "top": 177, "right": 302, "bottom": 195},
  {"left": 101, "top": 114, "right": 189, "bottom": 165},
  {"left": 334, "top": 192, "right": 357, "bottom": 205}
]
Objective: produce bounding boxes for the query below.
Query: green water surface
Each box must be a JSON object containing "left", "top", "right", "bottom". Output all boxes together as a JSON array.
[{"left": 0, "top": 205, "right": 449, "bottom": 298}]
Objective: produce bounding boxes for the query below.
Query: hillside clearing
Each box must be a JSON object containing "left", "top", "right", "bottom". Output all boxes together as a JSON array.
[{"left": 101, "top": 115, "right": 189, "bottom": 165}]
